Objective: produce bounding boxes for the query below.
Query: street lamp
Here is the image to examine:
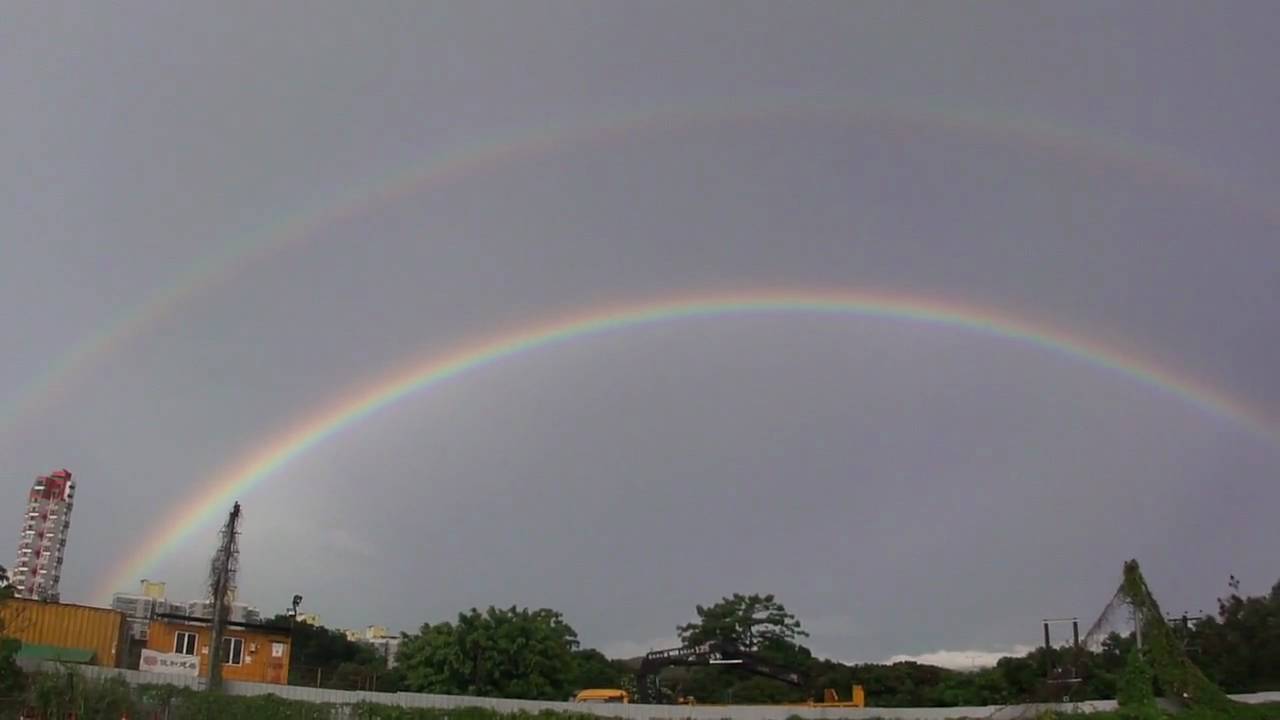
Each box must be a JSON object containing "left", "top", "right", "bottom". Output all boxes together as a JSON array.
[
  {"left": 287, "top": 594, "right": 304, "bottom": 684},
  {"left": 287, "top": 595, "right": 304, "bottom": 634}
]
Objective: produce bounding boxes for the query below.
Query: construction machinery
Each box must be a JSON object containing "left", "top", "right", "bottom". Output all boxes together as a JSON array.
[
  {"left": 572, "top": 688, "right": 631, "bottom": 703},
  {"left": 633, "top": 640, "right": 805, "bottom": 704},
  {"left": 573, "top": 640, "right": 867, "bottom": 707},
  {"left": 803, "top": 685, "right": 867, "bottom": 708}
]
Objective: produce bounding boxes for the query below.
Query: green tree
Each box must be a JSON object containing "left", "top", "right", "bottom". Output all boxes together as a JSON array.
[
  {"left": 677, "top": 593, "right": 807, "bottom": 652},
  {"left": 566, "top": 649, "right": 627, "bottom": 693},
  {"left": 0, "top": 564, "right": 23, "bottom": 701},
  {"left": 1189, "top": 576, "right": 1280, "bottom": 692},
  {"left": 1117, "top": 648, "right": 1161, "bottom": 720},
  {"left": 397, "top": 606, "right": 580, "bottom": 700},
  {"left": 666, "top": 594, "right": 812, "bottom": 704},
  {"left": 267, "top": 615, "right": 394, "bottom": 690}
]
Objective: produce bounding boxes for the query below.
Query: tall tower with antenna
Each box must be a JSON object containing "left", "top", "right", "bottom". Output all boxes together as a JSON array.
[{"left": 206, "top": 502, "right": 241, "bottom": 690}]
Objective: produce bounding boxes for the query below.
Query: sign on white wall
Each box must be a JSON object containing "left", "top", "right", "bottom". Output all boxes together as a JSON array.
[{"left": 140, "top": 649, "right": 200, "bottom": 676}]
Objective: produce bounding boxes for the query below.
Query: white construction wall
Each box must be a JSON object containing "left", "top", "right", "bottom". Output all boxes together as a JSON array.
[{"left": 16, "top": 660, "right": 1280, "bottom": 719}]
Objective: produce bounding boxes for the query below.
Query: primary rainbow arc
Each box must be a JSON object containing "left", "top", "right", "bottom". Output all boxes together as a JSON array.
[{"left": 93, "top": 289, "right": 1275, "bottom": 600}]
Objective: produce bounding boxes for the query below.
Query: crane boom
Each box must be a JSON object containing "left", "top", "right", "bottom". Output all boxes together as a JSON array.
[{"left": 635, "top": 641, "right": 803, "bottom": 703}]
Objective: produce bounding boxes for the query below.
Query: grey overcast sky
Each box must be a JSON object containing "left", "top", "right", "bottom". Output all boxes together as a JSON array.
[{"left": 3, "top": 2, "right": 1279, "bottom": 666}]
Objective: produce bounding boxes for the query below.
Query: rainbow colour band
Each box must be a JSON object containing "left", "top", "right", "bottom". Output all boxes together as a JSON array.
[
  {"left": 93, "top": 289, "right": 1276, "bottom": 600},
  {"left": 5, "top": 95, "right": 1261, "bottom": 438}
]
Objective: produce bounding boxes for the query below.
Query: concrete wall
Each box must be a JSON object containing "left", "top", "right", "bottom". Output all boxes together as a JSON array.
[{"left": 16, "top": 660, "right": 1280, "bottom": 719}]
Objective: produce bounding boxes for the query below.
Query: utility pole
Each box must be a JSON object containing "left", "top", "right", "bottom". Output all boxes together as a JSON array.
[{"left": 207, "top": 502, "right": 242, "bottom": 691}]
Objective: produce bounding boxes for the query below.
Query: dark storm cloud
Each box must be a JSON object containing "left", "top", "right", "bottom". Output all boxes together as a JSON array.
[{"left": 2, "top": 2, "right": 1278, "bottom": 662}]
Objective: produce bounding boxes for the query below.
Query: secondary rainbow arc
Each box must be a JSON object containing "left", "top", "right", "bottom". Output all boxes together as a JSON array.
[{"left": 6, "top": 94, "right": 1263, "bottom": 437}]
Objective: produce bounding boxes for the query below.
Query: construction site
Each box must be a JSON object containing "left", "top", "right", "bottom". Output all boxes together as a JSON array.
[{"left": 3, "top": 492, "right": 1278, "bottom": 719}]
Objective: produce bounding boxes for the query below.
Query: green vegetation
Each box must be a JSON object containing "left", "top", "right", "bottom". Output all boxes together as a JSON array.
[
  {"left": 269, "top": 613, "right": 404, "bottom": 691},
  {"left": 275, "top": 565, "right": 1280, "bottom": 707},
  {"left": 646, "top": 563, "right": 1280, "bottom": 708},
  {"left": 3, "top": 671, "right": 1278, "bottom": 720},
  {"left": 678, "top": 592, "right": 809, "bottom": 651},
  {"left": 6, "top": 673, "right": 616, "bottom": 720},
  {"left": 1, "top": 668, "right": 134, "bottom": 720},
  {"left": 664, "top": 592, "right": 814, "bottom": 703},
  {"left": 1118, "top": 560, "right": 1230, "bottom": 710},
  {"left": 8, "top": 559, "right": 1280, "bottom": 717},
  {"left": 397, "top": 606, "right": 582, "bottom": 699},
  {"left": 0, "top": 564, "right": 24, "bottom": 706},
  {"left": 1186, "top": 576, "right": 1280, "bottom": 694},
  {"left": 566, "top": 648, "right": 628, "bottom": 691}
]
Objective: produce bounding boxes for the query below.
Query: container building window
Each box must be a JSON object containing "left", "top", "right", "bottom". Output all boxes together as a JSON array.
[
  {"left": 221, "top": 637, "right": 244, "bottom": 665},
  {"left": 174, "top": 631, "right": 198, "bottom": 655}
]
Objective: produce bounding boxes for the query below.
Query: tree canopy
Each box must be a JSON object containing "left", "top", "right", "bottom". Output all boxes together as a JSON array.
[
  {"left": 677, "top": 593, "right": 807, "bottom": 652},
  {"left": 640, "top": 573, "right": 1280, "bottom": 707},
  {"left": 1185, "top": 578, "right": 1280, "bottom": 693},
  {"left": 396, "top": 606, "right": 580, "bottom": 700},
  {"left": 265, "top": 567, "right": 1280, "bottom": 706},
  {"left": 566, "top": 648, "right": 629, "bottom": 692}
]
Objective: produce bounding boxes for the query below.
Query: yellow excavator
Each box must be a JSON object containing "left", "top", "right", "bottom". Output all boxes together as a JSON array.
[
  {"left": 804, "top": 685, "right": 867, "bottom": 708},
  {"left": 572, "top": 688, "right": 632, "bottom": 704}
]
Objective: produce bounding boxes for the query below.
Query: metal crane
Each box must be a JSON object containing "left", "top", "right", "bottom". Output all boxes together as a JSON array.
[
  {"left": 206, "top": 502, "right": 242, "bottom": 691},
  {"left": 635, "top": 640, "right": 803, "bottom": 703}
]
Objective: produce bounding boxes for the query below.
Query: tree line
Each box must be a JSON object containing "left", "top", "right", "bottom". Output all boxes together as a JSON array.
[
  {"left": 255, "top": 577, "right": 1280, "bottom": 705},
  {"left": 3, "top": 564, "right": 1278, "bottom": 706}
]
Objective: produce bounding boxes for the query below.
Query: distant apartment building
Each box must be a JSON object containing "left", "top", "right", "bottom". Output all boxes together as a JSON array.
[
  {"left": 11, "top": 469, "right": 76, "bottom": 601},
  {"left": 343, "top": 625, "right": 401, "bottom": 667},
  {"left": 111, "top": 580, "right": 261, "bottom": 641}
]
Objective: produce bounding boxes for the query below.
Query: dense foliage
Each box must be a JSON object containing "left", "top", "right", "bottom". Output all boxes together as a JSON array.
[
  {"left": 1189, "top": 578, "right": 1280, "bottom": 693},
  {"left": 656, "top": 570, "right": 1280, "bottom": 708},
  {"left": 1118, "top": 560, "right": 1231, "bottom": 710},
  {"left": 4, "top": 673, "right": 628, "bottom": 720},
  {"left": 565, "top": 648, "right": 629, "bottom": 692},
  {"left": 0, "top": 565, "right": 23, "bottom": 705},
  {"left": 396, "top": 606, "right": 581, "bottom": 699},
  {"left": 8, "top": 561, "right": 1280, "bottom": 714},
  {"left": 377, "top": 576, "right": 1280, "bottom": 706},
  {"left": 4, "top": 671, "right": 1279, "bottom": 720},
  {"left": 663, "top": 592, "right": 814, "bottom": 703},
  {"left": 267, "top": 613, "right": 403, "bottom": 692},
  {"left": 678, "top": 593, "right": 808, "bottom": 651}
]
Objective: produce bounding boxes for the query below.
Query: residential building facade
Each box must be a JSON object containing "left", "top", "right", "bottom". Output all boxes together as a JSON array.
[
  {"left": 343, "top": 625, "right": 401, "bottom": 668},
  {"left": 11, "top": 469, "right": 76, "bottom": 601}
]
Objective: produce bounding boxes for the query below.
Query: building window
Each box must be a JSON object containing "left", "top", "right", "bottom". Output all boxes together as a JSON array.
[
  {"left": 174, "top": 631, "right": 198, "bottom": 656},
  {"left": 221, "top": 637, "right": 244, "bottom": 666}
]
